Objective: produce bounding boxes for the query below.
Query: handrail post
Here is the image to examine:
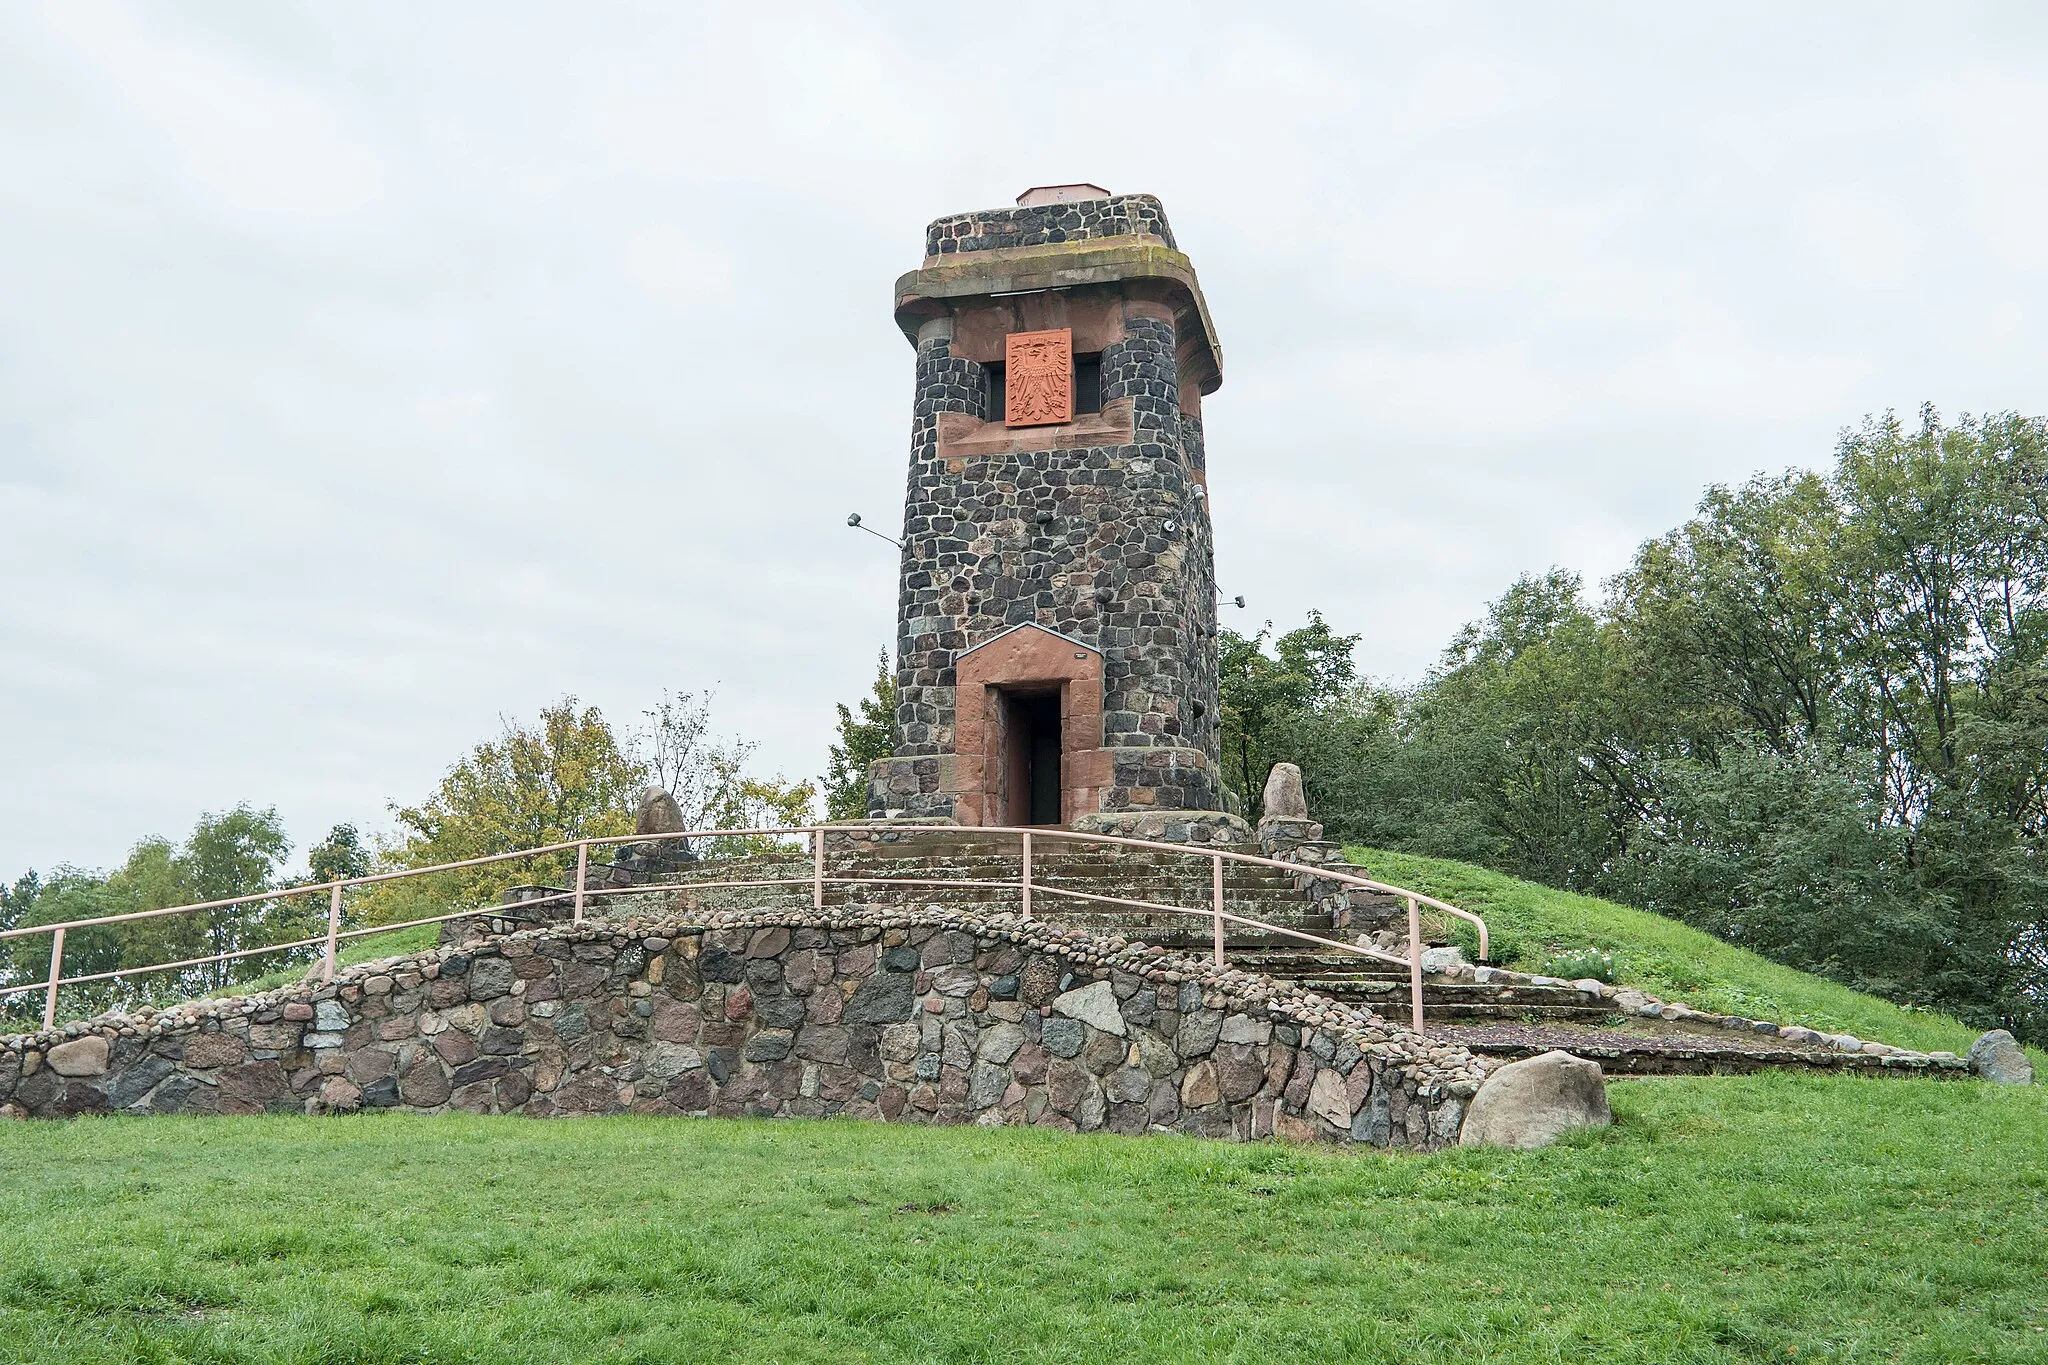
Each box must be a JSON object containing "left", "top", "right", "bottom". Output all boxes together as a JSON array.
[
  {"left": 812, "top": 827, "right": 825, "bottom": 910},
  {"left": 1406, "top": 895, "right": 1425, "bottom": 1037},
  {"left": 323, "top": 884, "right": 343, "bottom": 983},
  {"left": 573, "top": 841, "right": 589, "bottom": 924},
  {"left": 1211, "top": 854, "right": 1225, "bottom": 967},
  {"left": 42, "top": 926, "right": 65, "bottom": 1030},
  {"left": 1021, "top": 830, "right": 1033, "bottom": 919}
]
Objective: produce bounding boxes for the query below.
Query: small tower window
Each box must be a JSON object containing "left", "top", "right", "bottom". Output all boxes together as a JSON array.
[
  {"left": 986, "top": 354, "right": 1100, "bottom": 422},
  {"left": 1074, "top": 355, "right": 1101, "bottom": 414}
]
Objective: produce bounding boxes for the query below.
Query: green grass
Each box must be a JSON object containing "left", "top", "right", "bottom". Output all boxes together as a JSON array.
[
  {"left": 201, "top": 923, "right": 443, "bottom": 1000},
  {"left": 0, "top": 1076, "right": 2043, "bottom": 1363},
  {"left": 1349, "top": 847, "right": 2042, "bottom": 1059}
]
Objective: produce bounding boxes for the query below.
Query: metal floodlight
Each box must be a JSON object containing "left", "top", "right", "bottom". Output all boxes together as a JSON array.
[{"left": 845, "top": 511, "right": 906, "bottom": 551}]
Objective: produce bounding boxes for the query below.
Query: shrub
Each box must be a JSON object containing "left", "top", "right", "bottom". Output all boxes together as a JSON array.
[{"left": 1548, "top": 947, "right": 1616, "bottom": 983}]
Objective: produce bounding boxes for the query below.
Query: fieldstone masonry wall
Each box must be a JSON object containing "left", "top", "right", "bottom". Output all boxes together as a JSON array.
[
  {"left": 874, "top": 190, "right": 1227, "bottom": 824},
  {"left": 924, "top": 193, "right": 1178, "bottom": 258},
  {"left": 881, "top": 320, "right": 1220, "bottom": 816},
  {"left": 0, "top": 908, "right": 1483, "bottom": 1147}
]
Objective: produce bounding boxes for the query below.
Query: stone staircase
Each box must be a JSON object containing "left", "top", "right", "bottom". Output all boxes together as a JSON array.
[
  {"left": 530, "top": 836, "right": 1969, "bottom": 1077},
  {"left": 1231, "top": 948, "right": 1613, "bottom": 1026},
  {"left": 614, "top": 838, "right": 1608, "bottom": 1028},
  {"left": 656, "top": 839, "right": 1333, "bottom": 946}
]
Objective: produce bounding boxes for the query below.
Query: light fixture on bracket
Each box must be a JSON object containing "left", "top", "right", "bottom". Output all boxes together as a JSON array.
[{"left": 845, "top": 512, "right": 906, "bottom": 551}]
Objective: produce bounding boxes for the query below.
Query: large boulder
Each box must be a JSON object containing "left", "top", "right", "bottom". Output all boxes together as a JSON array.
[
  {"left": 1458, "top": 1050, "right": 1611, "bottom": 1149},
  {"left": 1260, "top": 763, "right": 1309, "bottom": 820},
  {"left": 1420, "top": 946, "right": 1468, "bottom": 975},
  {"left": 1968, "top": 1030, "right": 2035, "bottom": 1085},
  {"left": 636, "top": 788, "right": 688, "bottom": 836}
]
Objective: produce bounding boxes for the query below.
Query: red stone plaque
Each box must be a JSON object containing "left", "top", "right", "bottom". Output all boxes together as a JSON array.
[{"left": 1004, "top": 328, "right": 1073, "bottom": 427}]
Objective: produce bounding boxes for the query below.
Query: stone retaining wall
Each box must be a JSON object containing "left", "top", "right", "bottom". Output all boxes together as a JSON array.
[{"left": 0, "top": 908, "right": 1483, "bottom": 1147}]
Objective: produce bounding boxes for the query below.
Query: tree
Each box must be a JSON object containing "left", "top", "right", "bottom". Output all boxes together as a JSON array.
[
  {"left": 1407, "top": 571, "right": 1642, "bottom": 888},
  {"left": 1233, "top": 410, "right": 2048, "bottom": 1038},
  {"left": 1219, "top": 611, "right": 1359, "bottom": 817},
  {"left": 383, "top": 698, "right": 641, "bottom": 908},
  {"left": 639, "top": 689, "right": 816, "bottom": 848},
  {"left": 163, "top": 806, "right": 296, "bottom": 989},
  {"left": 308, "top": 824, "right": 371, "bottom": 885},
  {"left": 0, "top": 870, "right": 37, "bottom": 937},
  {"left": 823, "top": 651, "right": 895, "bottom": 820},
  {"left": 2, "top": 807, "right": 299, "bottom": 1019},
  {"left": 1610, "top": 472, "right": 1843, "bottom": 758}
]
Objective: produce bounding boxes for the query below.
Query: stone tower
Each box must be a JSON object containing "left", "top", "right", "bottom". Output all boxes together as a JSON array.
[{"left": 866, "top": 186, "right": 1233, "bottom": 837}]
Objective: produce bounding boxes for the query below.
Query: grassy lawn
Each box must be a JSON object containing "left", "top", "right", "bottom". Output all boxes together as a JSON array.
[
  {"left": 1350, "top": 847, "right": 2044, "bottom": 1061},
  {"left": 1, "top": 1075, "right": 2043, "bottom": 1363}
]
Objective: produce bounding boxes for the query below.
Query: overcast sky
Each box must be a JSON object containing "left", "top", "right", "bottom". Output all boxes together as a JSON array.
[{"left": 4, "top": 2, "right": 2045, "bottom": 875}]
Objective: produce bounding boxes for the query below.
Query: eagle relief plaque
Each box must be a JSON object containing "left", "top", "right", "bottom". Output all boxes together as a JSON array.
[{"left": 1004, "top": 328, "right": 1073, "bottom": 427}]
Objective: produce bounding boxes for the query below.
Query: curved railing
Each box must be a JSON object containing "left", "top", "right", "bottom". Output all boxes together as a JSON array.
[{"left": 0, "top": 823, "right": 1489, "bottom": 1037}]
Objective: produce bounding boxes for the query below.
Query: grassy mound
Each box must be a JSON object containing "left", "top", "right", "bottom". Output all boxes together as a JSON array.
[
  {"left": 1350, "top": 847, "right": 2039, "bottom": 1059},
  {"left": 1, "top": 1077, "right": 2042, "bottom": 1363},
  {"left": 200, "top": 923, "right": 443, "bottom": 1001}
]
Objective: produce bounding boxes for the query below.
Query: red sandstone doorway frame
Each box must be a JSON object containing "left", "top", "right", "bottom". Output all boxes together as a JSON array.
[{"left": 950, "top": 624, "right": 1110, "bottom": 827}]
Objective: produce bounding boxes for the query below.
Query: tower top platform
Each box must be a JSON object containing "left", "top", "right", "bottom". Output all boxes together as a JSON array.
[{"left": 893, "top": 190, "right": 1222, "bottom": 395}]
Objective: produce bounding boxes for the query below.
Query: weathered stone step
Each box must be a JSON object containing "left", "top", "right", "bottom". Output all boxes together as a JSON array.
[
  {"left": 1236, "top": 954, "right": 1413, "bottom": 979},
  {"left": 1377, "top": 1003, "right": 1616, "bottom": 1023},
  {"left": 1302, "top": 978, "right": 1598, "bottom": 1005},
  {"left": 671, "top": 862, "right": 1303, "bottom": 895},
  {"left": 1458, "top": 1036, "right": 1973, "bottom": 1078}
]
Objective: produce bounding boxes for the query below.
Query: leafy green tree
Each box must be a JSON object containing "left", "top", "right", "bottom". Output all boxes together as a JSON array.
[
  {"left": 0, "top": 870, "right": 37, "bottom": 933},
  {"left": 1404, "top": 570, "right": 1642, "bottom": 888},
  {"left": 1611, "top": 472, "right": 1843, "bottom": 758},
  {"left": 1607, "top": 741, "right": 1925, "bottom": 998},
  {"left": 640, "top": 689, "right": 816, "bottom": 851},
  {"left": 308, "top": 824, "right": 371, "bottom": 884},
  {"left": 382, "top": 698, "right": 641, "bottom": 910},
  {"left": 1246, "top": 407, "right": 2047, "bottom": 1038},
  {"left": 1, "top": 807, "right": 299, "bottom": 1020},
  {"left": 823, "top": 651, "right": 896, "bottom": 820},
  {"left": 1219, "top": 611, "right": 1359, "bottom": 817}
]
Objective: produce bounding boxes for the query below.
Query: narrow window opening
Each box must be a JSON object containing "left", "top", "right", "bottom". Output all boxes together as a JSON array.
[
  {"left": 1074, "top": 355, "right": 1102, "bottom": 415},
  {"left": 987, "top": 356, "right": 1097, "bottom": 423}
]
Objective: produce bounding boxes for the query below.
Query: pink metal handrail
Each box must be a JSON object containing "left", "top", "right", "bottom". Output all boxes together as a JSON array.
[{"left": 1, "top": 822, "right": 1486, "bottom": 1038}]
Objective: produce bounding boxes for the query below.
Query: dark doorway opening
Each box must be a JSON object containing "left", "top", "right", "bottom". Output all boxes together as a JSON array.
[{"left": 1002, "top": 690, "right": 1064, "bottom": 826}]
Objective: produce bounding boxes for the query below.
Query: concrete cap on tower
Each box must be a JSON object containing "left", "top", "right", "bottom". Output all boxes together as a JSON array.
[{"left": 1016, "top": 183, "right": 1111, "bottom": 207}]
